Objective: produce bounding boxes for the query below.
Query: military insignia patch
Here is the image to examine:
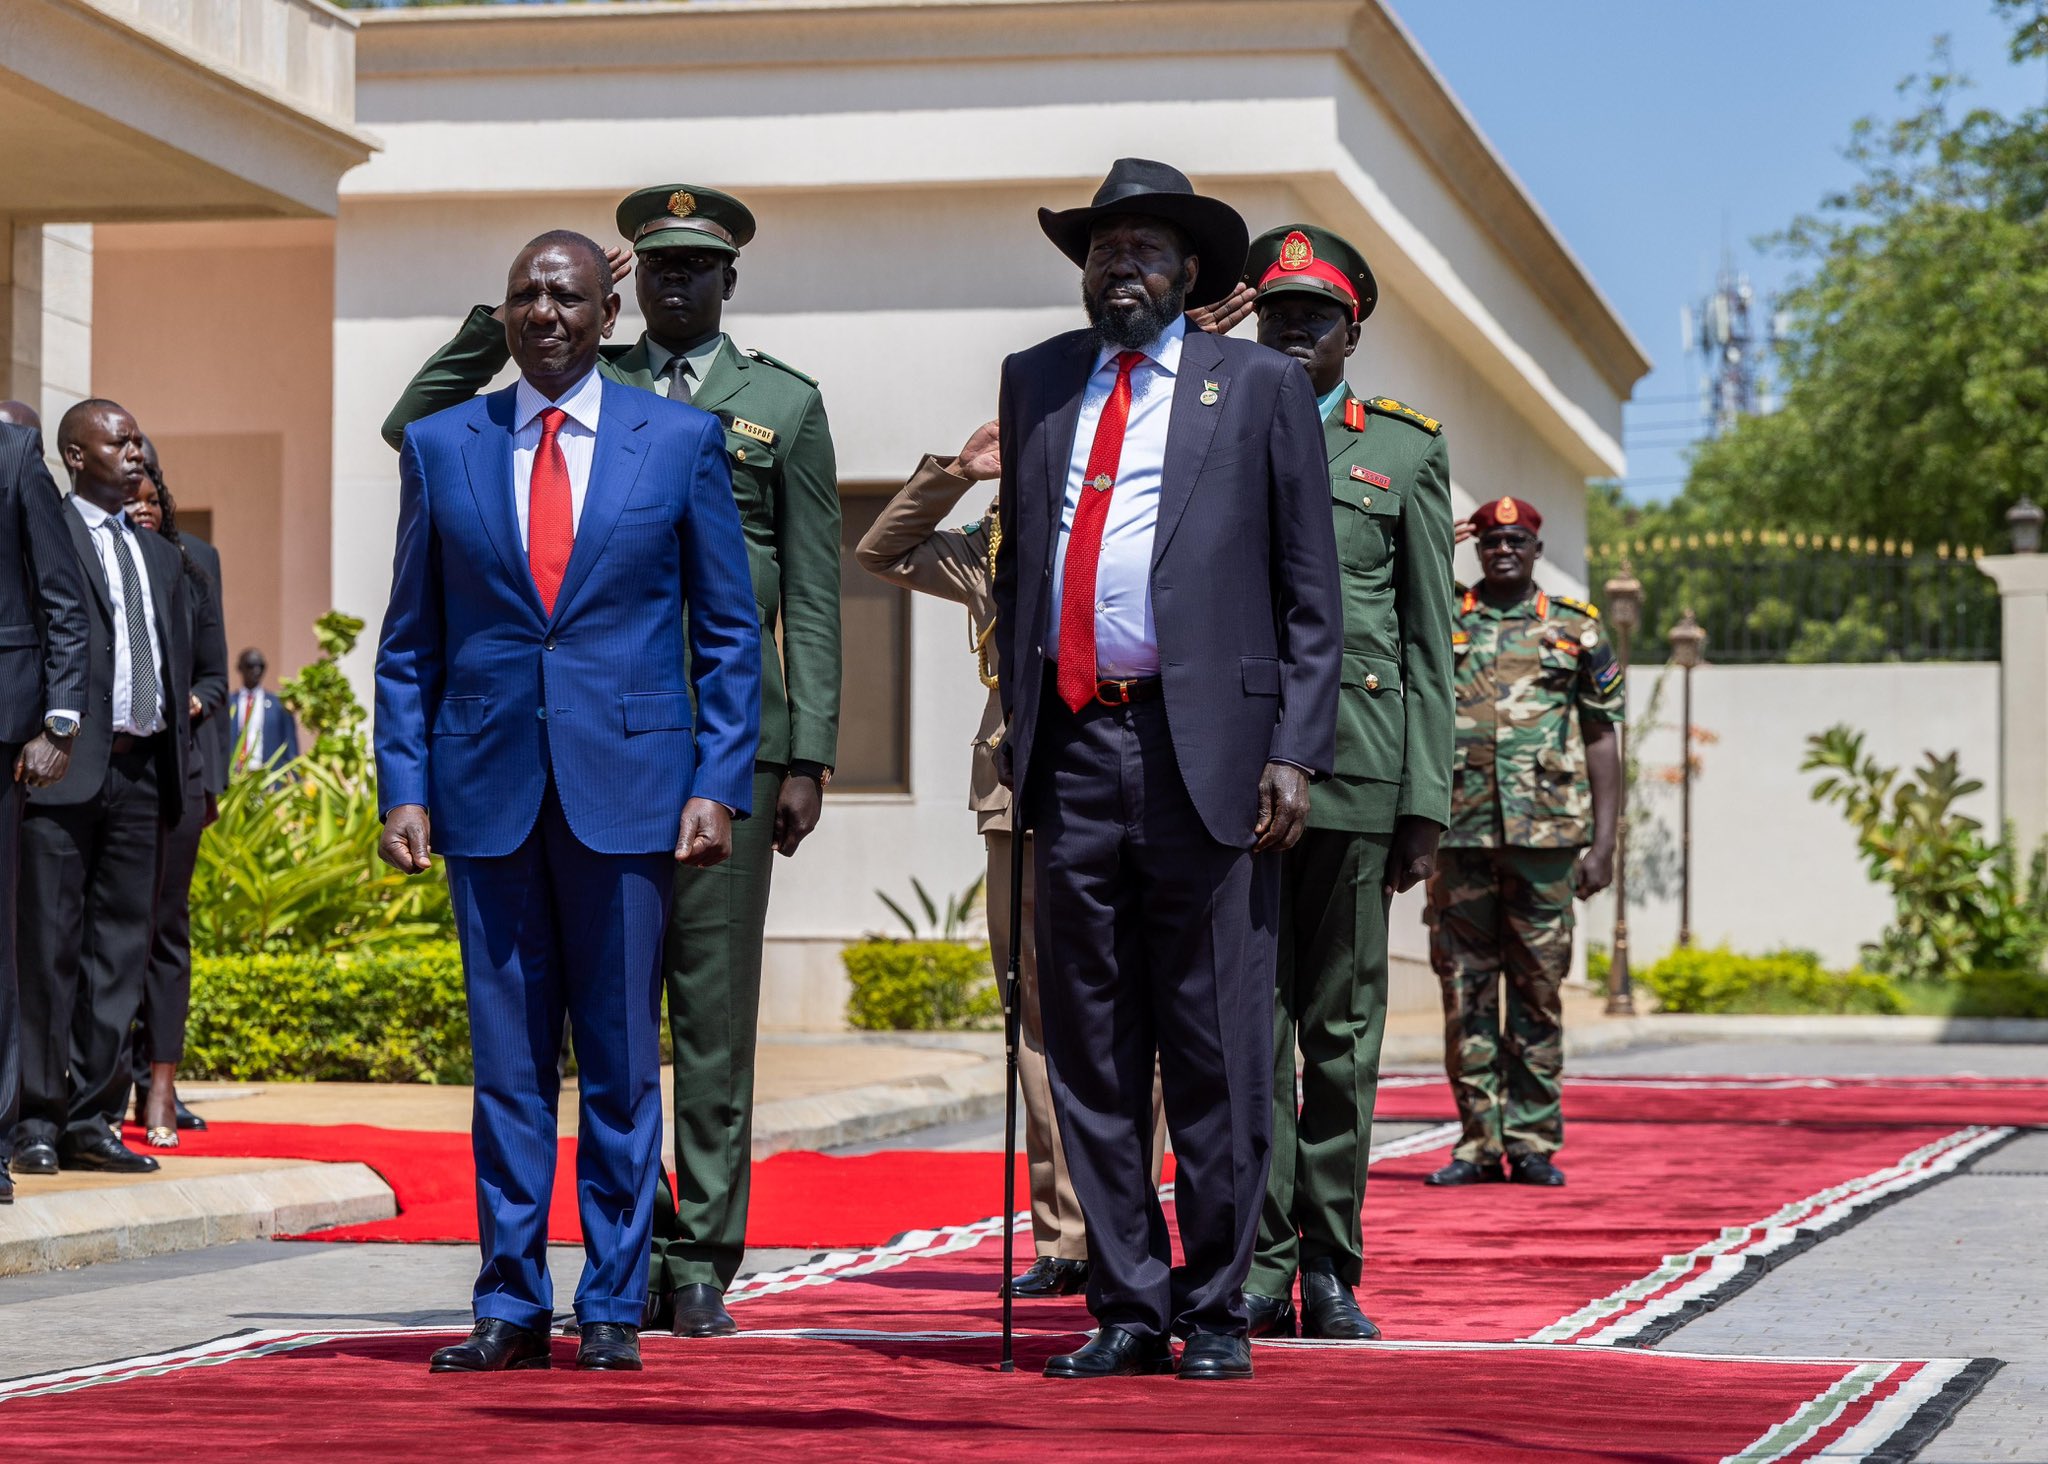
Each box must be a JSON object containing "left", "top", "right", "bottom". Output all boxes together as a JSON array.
[
  {"left": 1452, "top": 630, "right": 1471, "bottom": 647},
  {"left": 1496, "top": 496, "right": 1519, "bottom": 525},
  {"left": 1366, "top": 397, "right": 1442, "bottom": 434},
  {"left": 1343, "top": 397, "right": 1368, "bottom": 432},
  {"left": 732, "top": 418, "right": 776, "bottom": 445},
  {"left": 1593, "top": 661, "right": 1624, "bottom": 696},
  {"left": 1552, "top": 594, "right": 1601, "bottom": 620},
  {"left": 668, "top": 190, "right": 697, "bottom": 218},
  {"left": 1279, "top": 231, "right": 1314, "bottom": 271},
  {"left": 1351, "top": 466, "right": 1392, "bottom": 489}
]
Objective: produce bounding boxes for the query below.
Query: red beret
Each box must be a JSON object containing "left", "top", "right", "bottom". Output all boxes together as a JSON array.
[{"left": 1470, "top": 496, "right": 1542, "bottom": 534}]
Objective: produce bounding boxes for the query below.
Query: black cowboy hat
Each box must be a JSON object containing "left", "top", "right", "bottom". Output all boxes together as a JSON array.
[{"left": 1038, "top": 158, "right": 1250, "bottom": 309}]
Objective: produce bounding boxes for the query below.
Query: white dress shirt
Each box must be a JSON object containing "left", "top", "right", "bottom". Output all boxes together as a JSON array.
[
  {"left": 70, "top": 495, "right": 167, "bottom": 736},
  {"left": 512, "top": 368, "right": 603, "bottom": 550},
  {"left": 1045, "top": 313, "right": 1185, "bottom": 679},
  {"left": 644, "top": 332, "right": 728, "bottom": 400}
]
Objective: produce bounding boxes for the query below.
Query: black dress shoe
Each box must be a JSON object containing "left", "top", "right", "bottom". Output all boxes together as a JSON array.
[
  {"left": 1508, "top": 1152, "right": 1566, "bottom": 1187},
  {"left": 577, "top": 1323, "right": 642, "bottom": 1371},
  {"left": 670, "top": 1283, "right": 738, "bottom": 1337},
  {"left": 1425, "top": 1157, "right": 1502, "bottom": 1187},
  {"left": 1008, "top": 1257, "right": 1090, "bottom": 1299},
  {"left": 1177, "top": 1331, "right": 1253, "bottom": 1381},
  {"left": 429, "top": 1319, "right": 552, "bottom": 1373},
  {"left": 1244, "top": 1291, "right": 1296, "bottom": 1338},
  {"left": 1298, "top": 1260, "right": 1379, "bottom": 1340},
  {"left": 0, "top": 1170, "right": 12, "bottom": 1205},
  {"left": 58, "top": 1133, "right": 158, "bottom": 1174},
  {"left": 11, "top": 1141, "right": 58, "bottom": 1176},
  {"left": 174, "top": 1098, "right": 208, "bottom": 1132},
  {"left": 1043, "top": 1326, "right": 1176, "bottom": 1379},
  {"left": 642, "top": 1290, "right": 674, "bottom": 1333}
]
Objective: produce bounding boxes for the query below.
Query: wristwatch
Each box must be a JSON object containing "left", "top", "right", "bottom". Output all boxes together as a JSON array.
[{"left": 44, "top": 713, "right": 80, "bottom": 740}]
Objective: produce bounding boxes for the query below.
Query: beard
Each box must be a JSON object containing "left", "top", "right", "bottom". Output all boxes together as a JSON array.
[{"left": 1084, "top": 277, "right": 1188, "bottom": 350}]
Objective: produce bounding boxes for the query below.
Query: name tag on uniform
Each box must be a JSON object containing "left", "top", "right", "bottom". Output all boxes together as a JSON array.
[
  {"left": 732, "top": 418, "right": 776, "bottom": 445},
  {"left": 1351, "top": 466, "right": 1392, "bottom": 489}
]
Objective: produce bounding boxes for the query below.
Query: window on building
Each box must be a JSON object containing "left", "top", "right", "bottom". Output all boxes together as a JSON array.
[{"left": 835, "top": 487, "right": 910, "bottom": 792}]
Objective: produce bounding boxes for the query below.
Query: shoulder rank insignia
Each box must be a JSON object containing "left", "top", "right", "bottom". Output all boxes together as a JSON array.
[
  {"left": 732, "top": 417, "right": 776, "bottom": 445},
  {"left": 1351, "top": 465, "right": 1392, "bottom": 489},
  {"left": 1551, "top": 594, "right": 1600, "bottom": 621},
  {"left": 1459, "top": 587, "right": 1478, "bottom": 615},
  {"left": 1451, "top": 629, "right": 1470, "bottom": 647},
  {"left": 1342, "top": 397, "right": 1368, "bottom": 432},
  {"left": 1365, "top": 397, "right": 1442, "bottom": 435},
  {"left": 743, "top": 348, "right": 819, "bottom": 386}
]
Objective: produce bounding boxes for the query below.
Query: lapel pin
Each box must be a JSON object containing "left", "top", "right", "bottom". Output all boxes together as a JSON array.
[{"left": 1200, "top": 380, "right": 1220, "bottom": 406}]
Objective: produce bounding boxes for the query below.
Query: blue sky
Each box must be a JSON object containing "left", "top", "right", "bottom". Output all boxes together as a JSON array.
[{"left": 1397, "top": 1, "right": 2045, "bottom": 501}]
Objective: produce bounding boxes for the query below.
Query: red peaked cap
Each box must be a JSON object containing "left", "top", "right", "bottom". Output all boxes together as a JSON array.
[{"left": 1470, "top": 496, "right": 1542, "bottom": 535}]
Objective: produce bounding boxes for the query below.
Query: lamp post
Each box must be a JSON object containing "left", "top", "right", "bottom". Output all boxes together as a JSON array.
[
  {"left": 1668, "top": 609, "right": 1707, "bottom": 949},
  {"left": 2010, "top": 496, "right": 2045, "bottom": 555},
  {"left": 1601, "top": 564, "right": 1643, "bottom": 1016}
]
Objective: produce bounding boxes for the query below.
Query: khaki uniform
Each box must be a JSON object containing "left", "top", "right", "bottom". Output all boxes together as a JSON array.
[{"left": 1428, "top": 586, "right": 1623, "bottom": 1163}]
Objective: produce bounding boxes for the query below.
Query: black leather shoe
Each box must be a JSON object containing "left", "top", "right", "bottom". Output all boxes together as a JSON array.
[
  {"left": 429, "top": 1319, "right": 552, "bottom": 1373},
  {"left": 1043, "top": 1326, "right": 1176, "bottom": 1379},
  {"left": 1008, "top": 1257, "right": 1090, "bottom": 1299},
  {"left": 10, "top": 1141, "right": 58, "bottom": 1176},
  {"left": 0, "top": 1169, "right": 12, "bottom": 1204},
  {"left": 1177, "top": 1331, "right": 1253, "bottom": 1381},
  {"left": 1508, "top": 1153, "right": 1566, "bottom": 1187},
  {"left": 174, "top": 1098, "right": 208, "bottom": 1132},
  {"left": 1299, "top": 1259, "right": 1379, "bottom": 1340},
  {"left": 58, "top": 1133, "right": 158, "bottom": 1173},
  {"left": 577, "top": 1323, "right": 642, "bottom": 1371},
  {"left": 642, "top": 1290, "right": 674, "bottom": 1333},
  {"left": 670, "top": 1283, "right": 738, "bottom": 1337},
  {"left": 1244, "top": 1291, "right": 1296, "bottom": 1338},
  {"left": 1425, "top": 1157, "right": 1502, "bottom": 1187}
]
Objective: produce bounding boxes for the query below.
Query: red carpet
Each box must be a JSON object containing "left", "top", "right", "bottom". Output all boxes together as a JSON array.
[{"left": 0, "top": 1327, "right": 1993, "bottom": 1462}]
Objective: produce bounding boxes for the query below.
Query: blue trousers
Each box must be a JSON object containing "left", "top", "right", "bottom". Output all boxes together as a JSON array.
[{"left": 446, "top": 779, "right": 672, "bottom": 1328}]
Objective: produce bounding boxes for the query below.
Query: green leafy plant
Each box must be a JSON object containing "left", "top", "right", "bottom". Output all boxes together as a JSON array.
[
  {"left": 280, "top": 610, "right": 371, "bottom": 781},
  {"left": 1803, "top": 725, "right": 2048, "bottom": 981},
  {"left": 842, "top": 940, "right": 1000, "bottom": 1031},
  {"left": 875, "top": 874, "right": 985, "bottom": 942},
  {"left": 183, "top": 942, "right": 470, "bottom": 1083},
  {"left": 1640, "top": 946, "right": 1904, "bottom": 1015}
]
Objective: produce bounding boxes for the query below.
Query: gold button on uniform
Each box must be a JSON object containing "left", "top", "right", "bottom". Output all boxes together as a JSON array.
[
  {"left": 1364, "top": 672, "right": 1380, "bottom": 691},
  {"left": 1362, "top": 496, "right": 1373, "bottom": 507}
]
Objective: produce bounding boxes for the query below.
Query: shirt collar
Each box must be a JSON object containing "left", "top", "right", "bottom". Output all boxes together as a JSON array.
[
  {"left": 69, "top": 493, "right": 121, "bottom": 530},
  {"left": 1317, "top": 382, "right": 1350, "bottom": 422},
  {"left": 515, "top": 367, "right": 603, "bottom": 435},
  {"left": 645, "top": 331, "right": 727, "bottom": 384},
  {"left": 1093, "top": 312, "right": 1186, "bottom": 378}
]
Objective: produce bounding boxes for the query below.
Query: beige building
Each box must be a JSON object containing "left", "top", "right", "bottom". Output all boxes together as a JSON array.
[{"left": 61, "top": 0, "right": 1647, "bottom": 1024}]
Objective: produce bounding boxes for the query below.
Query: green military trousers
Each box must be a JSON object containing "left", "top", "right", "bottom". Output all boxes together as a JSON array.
[
  {"left": 1426, "top": 846, "right": 1578, "bottom": 1166},
  {"left": 1250, "top": 827, "right": 1392, "bottom": 1296},
  {"left": 647, "top": 765, "right": 783, "bottom": 1297}
]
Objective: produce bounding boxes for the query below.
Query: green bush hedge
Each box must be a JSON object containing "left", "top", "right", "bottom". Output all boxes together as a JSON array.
[
  {"left": 184, "top": 942, "right": 471, "bottom": 1084},
  {"left": 843, "top": 939, "right": 999, "bottom": 1031},
  {"left": 1952, "top": 966, "right": 2048, "bottom": 1019},
  {"left": 1640, "top": 946, "right": 1905, "bottom": 1015}
]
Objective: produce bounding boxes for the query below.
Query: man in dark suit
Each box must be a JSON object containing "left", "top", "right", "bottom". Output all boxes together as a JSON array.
[
  {"left": 13, "top": 400, "right": 202, "bottom": 1177},
  {"left": 993, "top": 159, "right": 1342, "bottom": 1381},
  {"left": 0, "top": 419, "right": 92, "bottom": 1203},
  {"left": 227, "top": 648, "right": 298, "bottom": 773},
  {"left": 376, "top": 231, "right": 759, "bottom": 1374}
]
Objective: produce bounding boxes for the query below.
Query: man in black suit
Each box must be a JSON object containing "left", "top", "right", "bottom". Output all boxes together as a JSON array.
[
  {"left": 12, "top": 400, "right": 203, "bottom": 1176},
  {"left": 0, "top": 419, "right": 92, "bottom": 1202},
  {"left": 227, "top": 647, "right": 298, "bottom": 773},
  {"left": 993, "top": 159, "right": 1341, "bottom": 1381}
]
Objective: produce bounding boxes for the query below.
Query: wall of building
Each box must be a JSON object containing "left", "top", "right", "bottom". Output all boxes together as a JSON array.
[{"left": 92, "top": 220, "right": 335, "bottom": 674}]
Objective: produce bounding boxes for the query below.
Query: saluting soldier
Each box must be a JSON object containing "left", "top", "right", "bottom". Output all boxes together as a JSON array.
[
  {"left": 1425, "top": 496, "right": 1620, "bottom": 1189},
  {"left": 1236, "top": 226, "right": 1457, "bottom": 1341},
  {"left": 379, "top": 186, "right": 842, "bottom": 1336}
]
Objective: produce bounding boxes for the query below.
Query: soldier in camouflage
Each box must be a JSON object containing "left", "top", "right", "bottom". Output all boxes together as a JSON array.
[{"left": 1425, "top": 495, "right": 1621, "bottom": 1188}]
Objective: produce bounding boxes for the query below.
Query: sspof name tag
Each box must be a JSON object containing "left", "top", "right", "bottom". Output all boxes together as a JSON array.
[{"left": 732, "top": 418, "right": 776, "bottom": 445}]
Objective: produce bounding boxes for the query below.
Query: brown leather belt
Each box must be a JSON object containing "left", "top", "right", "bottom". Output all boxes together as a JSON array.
[{"left": 1094, "top": 677, "right": 1162, "bottom": 706}]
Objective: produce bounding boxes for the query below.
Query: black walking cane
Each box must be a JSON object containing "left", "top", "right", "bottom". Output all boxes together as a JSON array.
[{"left": 999, "top": 823, "right": 1026, "bottom": 1372}]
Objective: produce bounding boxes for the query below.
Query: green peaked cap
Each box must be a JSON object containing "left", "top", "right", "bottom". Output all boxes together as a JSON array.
[{"left": 616, "top": 185, "right": 756, "bottom": 258}]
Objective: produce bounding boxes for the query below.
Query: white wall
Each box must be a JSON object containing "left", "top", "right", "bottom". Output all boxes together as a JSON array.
[{"left": 1583, "top": 662, "right": 2002, "bottom": 972}]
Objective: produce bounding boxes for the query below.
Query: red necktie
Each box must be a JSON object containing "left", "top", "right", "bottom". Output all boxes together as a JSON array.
[
  {"left": 528, "top": 406, "right": 574, "bottom": 615},
  {"left": 1057, "top": 350, "right": 1145, "bottom": 712}
]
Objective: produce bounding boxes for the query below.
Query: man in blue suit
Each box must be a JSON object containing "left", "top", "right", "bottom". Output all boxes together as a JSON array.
[{"left": 374, "top": 230, "right": 760, "bottom": 1375}]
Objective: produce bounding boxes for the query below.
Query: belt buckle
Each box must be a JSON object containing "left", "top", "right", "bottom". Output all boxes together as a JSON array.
[{"left": 1095, "top": 678, "right": 1133, "bottom": 707}]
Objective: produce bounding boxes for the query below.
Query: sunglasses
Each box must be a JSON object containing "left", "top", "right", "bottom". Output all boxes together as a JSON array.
[{"left": 1477, "top": 531, "right": 1537, "bottom": 551}]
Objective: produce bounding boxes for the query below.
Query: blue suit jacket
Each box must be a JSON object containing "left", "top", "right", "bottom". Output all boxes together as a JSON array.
[{"left": 374, "top": 378, "right": 761, "bottom": 858}]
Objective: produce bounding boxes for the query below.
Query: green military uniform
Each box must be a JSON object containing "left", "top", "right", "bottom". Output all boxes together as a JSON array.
[
  {"left": 1241, "top": 227, "right": 1457, "bottom": 1301},
  {"left": 1428, "top": 552, "right": 1623, "bottom": 1165},
  {"left": 377, "top": 188, "right": 842, "bottom": 1300}
]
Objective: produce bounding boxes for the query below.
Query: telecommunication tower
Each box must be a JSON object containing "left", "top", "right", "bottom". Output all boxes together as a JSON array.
[{"left": 1681, "top": 259, "right": 1780, "bottom": 437}]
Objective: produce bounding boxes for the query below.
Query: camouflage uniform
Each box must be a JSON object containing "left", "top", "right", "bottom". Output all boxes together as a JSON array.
[{"left": 1428, "top": 584, "right": 1623, "bottom": 1164}]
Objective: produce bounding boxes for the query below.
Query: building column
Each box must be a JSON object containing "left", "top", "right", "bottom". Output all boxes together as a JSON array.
[
  {"left": 0, "top": 221, "right": 93, "bottom": 433},
  {"left": 1979, "top": 550, "right": 2048, "bottom": 860}
]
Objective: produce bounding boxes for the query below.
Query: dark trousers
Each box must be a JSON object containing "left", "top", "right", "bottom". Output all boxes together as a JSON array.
[
  {"left": 446, "top": 776, "right": 672, "bottom": 1329},
  {"left": 134, "top": 785, "right": 206, "bottom": 1076},
  {"left": 1032, "top": 692, "right": 1277, "bottom": 1339},
  {"left": 15, "top": 742, "right": 164, "bottom": 1149},
  {"left": 0, "top": 743, "right": 21, "bottom": 1162}
]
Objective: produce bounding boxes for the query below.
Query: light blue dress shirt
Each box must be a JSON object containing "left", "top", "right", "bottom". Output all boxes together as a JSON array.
[
  {"left": 1317, "top": 381, "right": 1348, "bottom": 423},
  {"left": 1045, "top": 314, "right": 1185, "bottom": 679}
]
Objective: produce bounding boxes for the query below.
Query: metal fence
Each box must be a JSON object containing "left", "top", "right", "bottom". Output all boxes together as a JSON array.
[{"left": 1587, "top": 531, "right": 2000, "bottom": 663}]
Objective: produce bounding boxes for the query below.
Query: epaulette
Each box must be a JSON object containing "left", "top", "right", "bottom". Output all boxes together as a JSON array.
[
  {"left": 743, "top": 347, "right": 819, "bottom": 386},
  {"left": 1364, "top": 397, "right": 1442, "bottom": 435},
  {"left": 1550, "top": 594, "right": 1600, "bottom": 621}
]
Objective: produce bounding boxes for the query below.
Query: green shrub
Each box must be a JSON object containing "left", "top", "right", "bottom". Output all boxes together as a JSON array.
[
  {"left": 1952, "top": 966, "right": 2048, "bottom": 1019},
  {"left": 184, "top": 942, "right": 471, "bottom": 1083},
  {"left": 843, "top": 940, "right": 999, "bottom": 1031},
  {"left": 1586, "top": 944, "right": 1612, "bottom": 994},
  {"left": 1641, "top": 946, "right": 1905, "bottom": 1015}
]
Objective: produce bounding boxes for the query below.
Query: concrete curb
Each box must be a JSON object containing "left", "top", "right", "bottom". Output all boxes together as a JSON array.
[
  {"left": 752, "top": 1056, "right": 1007, "bottom": 1158},
  {"left": 0, "top": 1163, "right": 394, "bottom": 1277}
]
